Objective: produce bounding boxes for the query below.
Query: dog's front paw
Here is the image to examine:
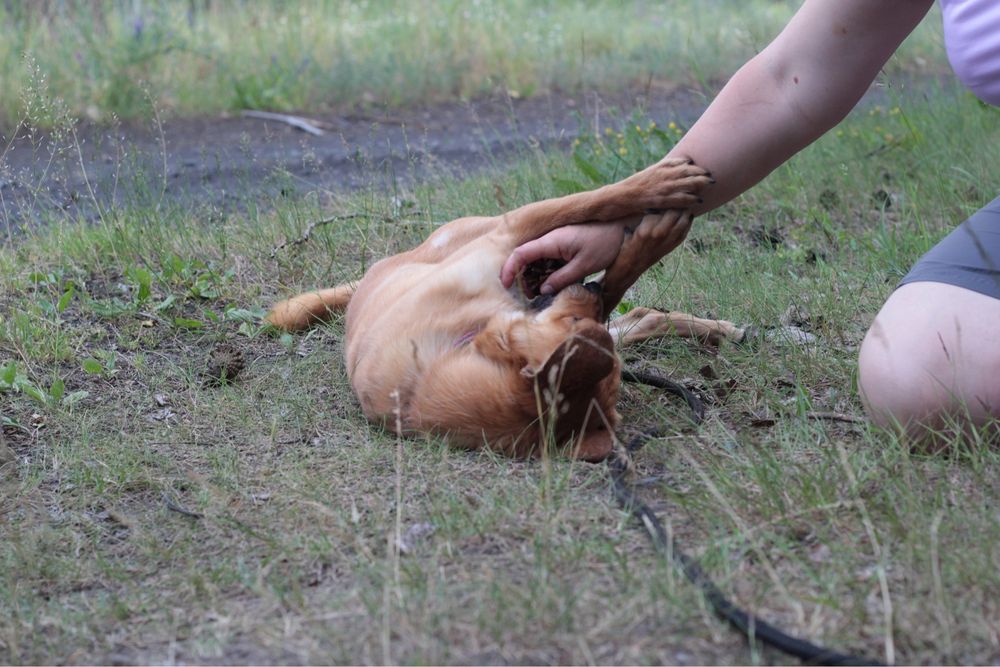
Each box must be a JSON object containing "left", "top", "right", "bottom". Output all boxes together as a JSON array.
[{"left": 628, "top": 157, "right": 714, "bottom": 210}]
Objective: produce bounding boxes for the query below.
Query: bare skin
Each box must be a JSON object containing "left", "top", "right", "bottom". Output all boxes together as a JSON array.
[
  {"left": 501, "top": 0, "right": 935, "bottom": 291},
  {"left": 501, "top": 0, "right": 1000, "bottom": 440},
  {"left": 859, "top": 282, "right": 1000, "bottom": 437}
]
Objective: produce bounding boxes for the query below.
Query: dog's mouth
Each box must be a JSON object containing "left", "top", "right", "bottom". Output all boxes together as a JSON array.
[
  {"left": 515, "top": 259, "right": 602, "bottom": 312},
  {"left": 516, "top": 258, "right": 565, "bottom": 300}
]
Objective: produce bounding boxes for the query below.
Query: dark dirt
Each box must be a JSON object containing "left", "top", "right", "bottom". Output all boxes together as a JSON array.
[
  {"left": 0, "top": 77, "right": 935, "bottom": 235},
  {"left": 0, "top": 84, "right": 712, "bottom": 232}
]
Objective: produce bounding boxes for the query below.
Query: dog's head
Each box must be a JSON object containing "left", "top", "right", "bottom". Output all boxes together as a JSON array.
[{"left": 470, "top": 282, "right": 620, "bottom": 460}]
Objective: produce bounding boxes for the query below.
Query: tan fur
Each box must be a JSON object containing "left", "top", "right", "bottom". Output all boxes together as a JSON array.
[{"left": 268, "top": 157, "right": 742, "bottom": 461}]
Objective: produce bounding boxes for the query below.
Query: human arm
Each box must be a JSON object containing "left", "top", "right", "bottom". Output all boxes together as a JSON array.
[{"left": 501, "top": 0, "right": 935, "bottom": 293}]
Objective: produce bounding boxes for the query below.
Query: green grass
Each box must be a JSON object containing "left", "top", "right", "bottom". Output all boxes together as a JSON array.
[
  {"left": 1, "top": 74, "right": 999, "bottom": 664},
  {"left": 2, "top": 0, "right": 948, "bottom": 127}
]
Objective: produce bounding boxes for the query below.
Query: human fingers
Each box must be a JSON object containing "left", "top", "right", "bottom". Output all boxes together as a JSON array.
[
  {"left": 539, "top": 256, "right": 594, "bottom": 295},
  {"left": 500, "top": 236, "right": 564, "bottom": 288}
]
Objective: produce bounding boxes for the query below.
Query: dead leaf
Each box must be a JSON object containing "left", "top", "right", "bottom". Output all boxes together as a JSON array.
[
  {"left": 698, "top": 364, "right": 718, "bottom": 380},
  {"left": 748, "top": 224, "right": 784, "bottom": 249},
  {"left": 398, "top": 522, "right": 436, "bottom": 555},
  {"left": 809, "top": 543, "right": 832, "bottom": 563},
  {"left": 779, "top": 303, "right": 811, "bottom": 328},
  {"left": 764, "top": 326, "right": 817, "bottom": 346},
  {"left": 713, "top": 378, "right": 738, "bottom": 401},
  {"left": 147, "top": 407, "right": 177, "bottom": 422},
  {"left": 0, "top": 436, "right": 16, "bottom": 483},
  {"left": 749, "top": 413, "right": 776, "bottom": 427}
]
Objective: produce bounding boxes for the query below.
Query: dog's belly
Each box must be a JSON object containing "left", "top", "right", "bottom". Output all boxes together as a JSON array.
[
  {"left": 344, "top": 243, "right": 515, "bottom": 419},
  {"left": 351, "top": 239, "right": 504, "bottom": 310}
]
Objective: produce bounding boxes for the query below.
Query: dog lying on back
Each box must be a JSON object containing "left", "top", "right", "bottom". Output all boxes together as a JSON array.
[{"left": 267, "top": 157, "right": 743, "bottom": 461}]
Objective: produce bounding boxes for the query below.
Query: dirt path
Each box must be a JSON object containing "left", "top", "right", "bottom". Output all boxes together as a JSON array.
[
  {"left": 1, "top": 85, "right": 711, "bottom": 230},
  {"left": 0, "top": 77, "right": 937, "bottom": 233}
]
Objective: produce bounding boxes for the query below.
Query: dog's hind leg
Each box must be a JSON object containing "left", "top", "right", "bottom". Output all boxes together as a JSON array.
[
  {"left": 609, "top": 307, "right": 745, "bottom": 348},
  {"left": 266, "top": 282, "right": 357, "bottom": 331}
]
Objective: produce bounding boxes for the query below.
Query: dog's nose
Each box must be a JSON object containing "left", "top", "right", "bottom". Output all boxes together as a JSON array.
[{"left": 583, "top": 281, "right": 602, "bottom": 295}]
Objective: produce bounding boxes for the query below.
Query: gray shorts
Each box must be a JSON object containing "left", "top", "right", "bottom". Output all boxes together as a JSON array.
[{"left": 898, "top": 194, "right": 1000, "bottom": 299}]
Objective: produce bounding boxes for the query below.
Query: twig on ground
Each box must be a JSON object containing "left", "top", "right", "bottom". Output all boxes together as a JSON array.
[
  {"left": 270, "top": 214, "right": 368, "bottom": 257},
  {"left": 805, "top": 411, "right": 864, "bottom": 424},
  {"left": 134, "top": 311, "right": 170, "bottom": 326},
  {"left": 163, "top": 493, "right": 204, "bottom": 520},
  {"left": 270, "top": 212, "right": 429, "bottom": 257},
  {"left": 241, "top": 110, "right": 328, "bottom": 136}
]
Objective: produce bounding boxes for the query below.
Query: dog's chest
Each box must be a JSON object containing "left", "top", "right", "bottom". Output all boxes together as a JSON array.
[
  {"left": 431, "top": 245, "right": 503, "bottom": 297},
  {"left": 346, "top": 243, "right": 510, "bottom": 381}
]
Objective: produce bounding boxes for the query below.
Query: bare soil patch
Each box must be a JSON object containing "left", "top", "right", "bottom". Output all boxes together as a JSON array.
[
  {"left": 2, "top": 84, "right": 711, "bottom": 231},
  {"left": 1, "top": 77, "right": 932, "bottom": 232}
]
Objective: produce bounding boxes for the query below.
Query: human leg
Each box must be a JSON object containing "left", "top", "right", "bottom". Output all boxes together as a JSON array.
[
  {"left": 859, "top": 281, "right": 1000, "bottom": 435},
  {"left": 858, "top": 197, "right": 1000, "bottom": 440}
]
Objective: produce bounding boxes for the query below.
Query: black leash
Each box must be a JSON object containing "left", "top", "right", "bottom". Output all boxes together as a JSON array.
[{"left": 613, "top": 369, "right": 882, "bottom": 666}]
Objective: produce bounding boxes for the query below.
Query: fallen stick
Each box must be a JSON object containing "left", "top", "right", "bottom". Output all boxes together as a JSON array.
[
  {"left": 270, "top": 214, "right": 369, "bottom": 257},
  {"left": 163, "top": 493, "right": 204, "bottom": 519},
  {"left": 270, "top": 212, "right": 430, "bottom": 257},
  {"left": 805, "top": 411, "right": 864, "bottom": 424},
  {"left": 241, "top": 110, "right": 326, "bottom": 136}
]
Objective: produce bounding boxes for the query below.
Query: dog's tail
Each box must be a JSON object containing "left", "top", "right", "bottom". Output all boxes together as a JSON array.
[{"left": 266, "top": 283, "right": 357, "bottom": 331}]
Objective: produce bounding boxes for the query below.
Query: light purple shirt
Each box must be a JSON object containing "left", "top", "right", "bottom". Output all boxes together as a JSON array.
[{"left": 941, "top": 0, "right": 1000, "bottom": 105}]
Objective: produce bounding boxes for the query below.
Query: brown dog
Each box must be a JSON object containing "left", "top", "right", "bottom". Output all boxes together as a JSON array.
[{"left": 267, "top": 157, "right": 743, "bottom": 460}]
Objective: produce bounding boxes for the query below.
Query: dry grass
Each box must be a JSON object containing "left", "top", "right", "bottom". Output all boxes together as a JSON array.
[
  {"left": 1, "top": 0, "right": 948, "bottom": 127},
  {"left": 2, "top": 59, "right": 1000, "bottom": 667}
]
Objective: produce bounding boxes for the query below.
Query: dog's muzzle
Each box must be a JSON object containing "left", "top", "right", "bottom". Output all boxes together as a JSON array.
[
  {"left": 528, "top": 281, "right": 602, "bottom": 311},
  {"left": 528, "top": 293, "right": 556, "bottom": 311}
]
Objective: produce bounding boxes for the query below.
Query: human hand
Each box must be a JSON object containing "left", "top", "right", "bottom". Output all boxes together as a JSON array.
[{"left": 500, "top": 221, "right": 627, "bottom": 295}]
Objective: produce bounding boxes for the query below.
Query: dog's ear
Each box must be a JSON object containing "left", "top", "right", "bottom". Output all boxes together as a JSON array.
[
  {"left": 474, "top": 320, "right": 523, "bottom": 366},
  {"left": 523, "top": 322, "right": 615, "bottom": 395}
]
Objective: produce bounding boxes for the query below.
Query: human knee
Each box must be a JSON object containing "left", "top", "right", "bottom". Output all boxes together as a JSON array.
[
  {"left": 857, "top": 324, "right": 938, "bottom": 431},
  {"left": 858, "top": 309, "right": 997, "bottom": 435}
]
